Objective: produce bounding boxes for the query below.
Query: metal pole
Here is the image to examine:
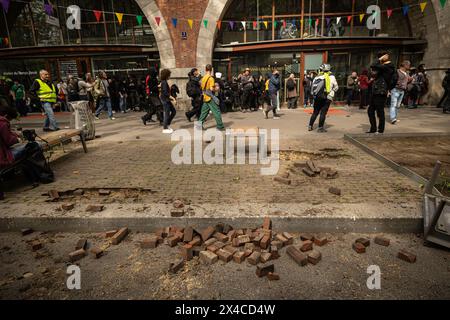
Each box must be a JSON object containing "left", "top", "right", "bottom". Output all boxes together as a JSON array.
[
  {"left": 425, "top": 161, "right": 442, "bottom": 195},
  {"left": 111, "top": 0, "right": 118, "bottom": 44},
  {"left": 257, "top": 0, "right": 259, "bottom": 42},
  {"left": 2, "top": 6, "right": 12, "bottom": 48}
]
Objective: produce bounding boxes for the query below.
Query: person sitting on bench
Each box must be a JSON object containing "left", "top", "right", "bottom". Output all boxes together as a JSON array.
[{"left": 0, "top": 104, "right": 22, "bottom": 166}]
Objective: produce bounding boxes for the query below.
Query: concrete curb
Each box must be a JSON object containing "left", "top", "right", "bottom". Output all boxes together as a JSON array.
[{"left": 0, "top": 216, "right": 423, "bottom": 233}]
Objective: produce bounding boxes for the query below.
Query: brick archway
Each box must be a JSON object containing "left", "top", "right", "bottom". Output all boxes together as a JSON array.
[{"left": 135, "top": 0, "right": 176, "bottom": 69}]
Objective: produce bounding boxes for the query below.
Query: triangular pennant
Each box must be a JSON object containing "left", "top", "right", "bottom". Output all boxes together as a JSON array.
[
  {"left": 315, "top": 18, "right": 319, "bottom": 26},
  {"left": 402, "top": 5, "right": 409, "bottom": 15},
  {"left": 115, "top": 12, "right": 124, "bottom": 25},
  {"left": 187, "top": 19, "right": 193, "bottom": 29},
  {"left": 241, "top": 21, "right": 246, "bottom": 30},
  {"left": 387, "top": 9, "right": 393, "bottom": 18},
  {"left": 4, "top": 37, "right": 9, "bottom": 46},
  {"left": 172, "top": 18, "right": 178, "bottom": 28},
  {"left": 229, "top": 21, "right": 234, "bottom": 29},
  {"left": 359, "top": 13, "right": 365, "bottom": 23},
  {"left": 94, "top": 10, "right": 102, "bottom": 22},
  {"left": 216, "top": 20, "right": 221, "bottom": 30},
  {"left": 44, "top": 3, "right": 53, "bottom": 15},
  {"left": 253, "top": 21, "right": 257, "bottom": 29},
  {"left": 274, "top": 20, "right": 278, "bottom": 28},
  {"left": 420, "top": 2, "right": 427, "bottom": 12},
  {"left": 0, "top": 0, "right": 11, "bottom": 13},
  {"left": 155, "top": 17, "right": 161, "bottom": 26},
  {"left": 440, "top": 0, "right": 446, "bottom": 8},
  {"left": 326, "top": 17, "right": 331, "bottom": 26},
  {"left": 347, "top": 16, "right": 352, "bottom": 23},
  {"left": 282, "top": 20, "right": 286, "bottom": 28},
  {"left": 336, "top": 17, "right": 341, "bottom": 24},
  {"left": 308, "top": 19, "right": 312, "bottom": 27},
  {"left": 136, "top": 15, "right": 143, "bottom": 26},
  {"left": 203, "top": 19, "right": 208, "bottom": 28},
  {"left": 263, "top": 21, "right": 268, "bottom": 29}
]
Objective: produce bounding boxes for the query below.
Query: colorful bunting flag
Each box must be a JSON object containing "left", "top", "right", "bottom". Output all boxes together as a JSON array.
[
  {"left": 282, "top": 20, "right": 286, "bottom": 28},
  {"left": 440, "top": 0, "right": 447, "bottom": 8},
  {"left": 336, "top": 17, "right": 341, "bottom": 24},
  {"left": 187, "top": 19, "right": 193, "bottom": 29},
  {"left": 253, "top": 21, "right": 257, "bottom": 29},
  {"left": 229, "top": 21, "right": 234, "bottom": 29},
  {"left": 155, "top": 17, "right": 161, "bottom": 26},
  {"left": 326, "top": 17, "right": 331, "bottom": 26},
  {"left": 136, "top": 15, "right": 143, "bottom": 26},
  {"left": 387, "top": 9, "right": 393, "bottom": 18},
  {"left": 216, "top": 20, "right": 222, "bottom": 30},
  {"left": 402, "top": 5, "right": 409, "bottom": 15},
  {"left": 347, "top": 16, "right": 352, "bottom": 23},
  {"left": 359, "top": 13, "right": 365, "bottom": 23},
  {"left": 420, "top": 2, "right": 427, "bottom": 12},
  {"left": 172, "top": 18, "right": 178, "bottom": 28},
  {"left": 315, "top": 18, "right": 319, "bottom": 26},
  {"left": 44, "top": 3, "right": 53, "bottom": 15},
  {"left": 274, "top": 20, "right": 278, "bottom": 28},
  {"left": 263, "top": 21, "right": 268, "bottom": 29},
  {"left": 0, "top": 0, "right": 10, "bottom": 13},
  {"left": 93, "top": 10, "right": 102, "bottom": 22},
  {"left": 115, "top": 12, "right": 123, "bottom": 25},
  {"left": 203, "top": 19, "right": 208, "bottom": 28},
  {"left": 241, "top": 21, "right": 246, "bottom": 30},
  {"left": 308, "top": 19, "right": 311, "bottom": 27}
]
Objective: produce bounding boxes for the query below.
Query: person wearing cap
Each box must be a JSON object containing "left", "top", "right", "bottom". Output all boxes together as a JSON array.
[
  {"left": 240, "top": 68, "right": 254, "bottom": 113},
  {"left": 308, "top": 63, "right": 338, "bottom": 132}
]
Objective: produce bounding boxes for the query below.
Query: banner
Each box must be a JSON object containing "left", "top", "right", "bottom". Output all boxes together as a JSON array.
[
  {"left": 136, "top": 15, "right": 143, "bottom": 26},
  {"left": 420, "top": 2, "right": 427, "bottom": 12},
  {"left": 0, "top": 0, "right": 10, "bottom": 13},
  {"left": 155, "top": 17, "right": 161, "bottom": 26},
  {"left": 402, "top": 5, "right": 409, "bottom": 15},
  {"left": 241, "top": 21, "right": 246, "bottom": 30},
  {"left": 359, "top": 13, "right": 365, "bottom": 23},
  {"left": 253, "top": 21, "right": 257, "bottom": 29},
  {"left": 44, "top": 3, "right": 53, "bottom": 15},
  {"left": 387, "top": 9, "right": 393, "bottom": 18},
  {"left": 216, "top": 20, "right": 221, "bottom": 30},
  {"left": 336, "top": 17, "right": 341, "bottom": 24},
  {"left": 171, "top": 18, "right": 177, "bottom": 28},
  {"left": 115, "top": 12, "right": 123, "bottom": 25},
  {"left": 93, "top": 10, "right": 102, "bottom": 22},
  {"left": 347, "top": 16, "right": 352, "bottom": 23},
  {"left": 203, "top": 19, "right": 208, "bottom": 28},
  {"left": 187, "top": 19, "right": 193, "bottom": 29},
  {"left": 263, "top": 21, "right": 268, "bottom": 29},
  {"left": 229, "top": 21, "right": 234, "bottom": 29},
  {"left": 440, "top": 0, "right": 447, "bottom": 8}
]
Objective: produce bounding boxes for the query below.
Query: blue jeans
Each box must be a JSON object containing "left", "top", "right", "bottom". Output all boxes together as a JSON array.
[
  {"left": 390, "top": 88, "right": 405, "bottom": 121},
  {"left": 95, "top": 97, "right": 113, "bottom": 118},
  {"left": 42, "top": 102, "right": 58, "bottom": 129},
  {"left": 120, "top": 95, "right": 127, "bottom": 112},
  {"left": 346, "top": 89, "right": 354, "bottom": 105}
]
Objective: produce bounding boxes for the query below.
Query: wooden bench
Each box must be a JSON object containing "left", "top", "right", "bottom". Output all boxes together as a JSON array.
[{"left": 39, "top": 129, "right": 88, "bottom": 154}]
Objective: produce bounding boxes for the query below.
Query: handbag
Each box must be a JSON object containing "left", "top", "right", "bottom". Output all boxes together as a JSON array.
[{"left": 203, "top": 76, "right": 220, "bottom": 106}]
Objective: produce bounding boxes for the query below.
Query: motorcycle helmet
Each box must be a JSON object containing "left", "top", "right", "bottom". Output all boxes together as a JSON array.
[{"left": 319, "top": 64, "right": 332, "bottom": 72}]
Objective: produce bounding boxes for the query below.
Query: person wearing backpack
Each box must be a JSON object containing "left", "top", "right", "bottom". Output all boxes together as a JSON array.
[
  {"left": 67, "top": 75, "right": 80, "bottom": 103},
  {"left": 197, "top": 64, "right": 225, "bottom": 130},
  {"left": 389, "top": 60, "right": 411, "bottom": 124},
  {"left": 286, "top": 74, "right": 298, "bottom": 109},
  {"left": 367, "top": 50, "right": 395, "bottom": 134},
  {"left": 185, "top": 68, "right": 203, "bottom": 122},
  {"left": 263, "top": 69, "right": 281, "bottom": 119},
  {"left": 308, "top": 64, "right": 339, "bottom": 132}
]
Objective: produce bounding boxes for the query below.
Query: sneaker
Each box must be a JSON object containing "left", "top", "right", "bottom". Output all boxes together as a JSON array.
[
  {"left": 110, "top": 117, "right": 116, "bottom": 120},
  {"left": 141, "top": 116, "right": 147, "bottom": 126},
  {"left": 391, "top": 119, "right": 397, "bottom": 125},
  {"left": 273, "top": 116, "right": 280, "bottom": 120},
  {"left": 94, "top": 116, "right": 100, "bottom": 120},
  {"left": 43, "top": 127, "right": 51, "bottom": 132},
  {"left": 112, "top": 111, "right": 116, "bottom": 114},
  {"left": 263, "top": 110, "right": 268, "bottom": 119},
  {"left": 308, "top": 125, "right": 313, "bottom": 131},
  {"left": 162, "top": 128, "right": 174, "bottom": 134},
  {"left": 317, "top": 127, "right": 327, "bottom": 133}
]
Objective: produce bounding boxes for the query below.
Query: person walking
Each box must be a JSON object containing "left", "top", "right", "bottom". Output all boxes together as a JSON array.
[
  {"left": 367, "top": 51, "right": 395, "bottom": 134},
  {"left": 263, "top": 68, "right": 281, "bottom": 119},
  {"left": 240, "top": 68, "right": 254, "bottom": 113},
  {"left": 93, "top": 71, "right": 115, "bottom": 120},
  {"left": 10, "top": 79, "right": 27, "bottom": 117},
  {"left": 78, "top": 73, "right": 94, "bottom": 101},
  {"left": 389, "top": 60, "right": 411, "bottom": 124},
  {"left": 303, "top": 72, "right": 314, "bottom": 108},
  {"left": 197, "top": 64, "right": 225, "bottom": 130},
  {"left": 358, "top": 70, "right": 370, "bottom": 109},
  {"left": 56, "top": 79, "right": 68, "bottom": 112},
  {"left": 127, "top": 76, "right": 139, "bottom": 110},
  {"left": 286, "top": 74, "right": 298, "bottom": 109},
  {"left": 440, "top": 69, "right": 450, "bottom": 114},
  {"left": 346, "top": 71, "right": 358, "bottom": 108},
  {"left": 29, "top": 70, "right": 60, "bottom": 131},
  {"left": 142, "top": 68, "right": 162, "bottom": 125},
  {"left": 308, "top": 64, "right": 339, "bottom": 133},
  {"left": 67, "top": 75, "right": 80, "bottom": 103},
  {"left": 160, "top": 69, "right": 176, "bottom": 134},
  {"left": 185, "top": 68, "right": 203, "bottom": 122}
]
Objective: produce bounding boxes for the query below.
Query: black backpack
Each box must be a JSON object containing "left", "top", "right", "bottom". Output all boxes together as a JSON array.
[
  {"left": 286, "top": 79, "right": 295, "bottom": 91},
  {"left": 186, "top": 80, "right": 197, "bottom": 98},
  {"left": 311, "top": 77, "right": 327, "bottom": 99},
  {"left": 68, "top": 79, "right": 79, "bottom": 95}
]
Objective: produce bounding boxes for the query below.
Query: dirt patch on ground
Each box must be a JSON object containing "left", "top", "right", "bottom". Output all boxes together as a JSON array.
[{"left": 358, "top": 136, "right": 450, "bottom": 195}]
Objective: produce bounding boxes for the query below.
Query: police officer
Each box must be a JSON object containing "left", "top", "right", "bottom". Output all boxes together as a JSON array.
[{"left": 30, "top": 70, "right": 60, "bottom": 131}]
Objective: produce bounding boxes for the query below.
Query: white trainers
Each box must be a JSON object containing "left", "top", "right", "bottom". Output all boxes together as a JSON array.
[
  {"left": 94, "top": 116, "right": 100, "bottom": 120},
  {"left": 162, "top": 128, "right": 174, "bottom": 134},
  {"left": 110, "top": 117, "right": 116, "bottom": 120}
]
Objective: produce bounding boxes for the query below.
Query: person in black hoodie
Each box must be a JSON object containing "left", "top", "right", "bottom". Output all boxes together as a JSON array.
[
  {"left": 185, "top": 68, "right": 203, "bottom": 122},
  {"left": 142, "top": 68, "right": 161, "bottom": 125},
  {"left": 367, "top": 50, "right": 395, "bottom": 134}
]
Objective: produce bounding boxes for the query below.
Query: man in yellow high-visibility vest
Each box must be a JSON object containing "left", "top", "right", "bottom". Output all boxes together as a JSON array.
[{"left": 30, "top": 69, "right": 60, "bottom": 131}]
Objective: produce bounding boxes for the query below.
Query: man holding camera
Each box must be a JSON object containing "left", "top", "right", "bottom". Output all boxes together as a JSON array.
[{"left": 30, "top": 70, "right": 60, "bottom": 132}]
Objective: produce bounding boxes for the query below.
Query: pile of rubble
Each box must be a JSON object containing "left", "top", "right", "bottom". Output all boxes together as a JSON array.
[{"left": 352, "top": 236, "right": 417, "bottom": 263}]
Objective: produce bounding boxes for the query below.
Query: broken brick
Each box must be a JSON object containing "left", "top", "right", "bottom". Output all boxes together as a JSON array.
[
  {"left": 352, "top": 242, "right": 366, "bottom": 254},
  {"left": 167, "top": 235, "right": 181, "bottom": 247},
  {"left": 237, "top": 235, "right": 251, "bottom": 245},
  {"left": 308, "top": 250, "right": 322, "bottom": 265},
  {"left": 48, "top": 190, "right": 60, "bottom": 200},
  {"left": 374, "top": 236, "right": 390, "bottom": 247},
  {"left": 328, "top": 187, "right": 342, "bottom": 196},
  {"left": 86, "top": 204, "right": 104, "bottom": 213},
  {"left": 244, "top": 243, "right": 255, "bottom": 251},
  {"left": 204, "top": 238, "right": 217, "bottom": 247},
  {"left": 275, "top": 234, "right": 289, "bottom": 246},
  {"left": 260, "top": 252, "right": 272, "bottom": 263},
  {"left": 270, "top": 246, "right": 280, "bottom": 259},
  {"left": 30, "top": 240, "right": 42, "bottom": 251},
  {"left": 243, "top": 249, "right": 253, "bottom": 257},
  {"left": 222, "top": 224, "right": 233, "bottom": 234},
  {"left": 192, "top": 246, "right": 202, "bottom": 257},
  {"left": 256, "top": 263, "right": 274, "bottom": 277},
  {"left": 183, "top": 227, "right": 194, "bottom": 242},
  {"left": 141, "top": 236, "right": 158, "bottom": 249},
  {"left": 252, "top": 233, "right": 264, "bottom": 246},
  {"left": 233, "top": 251, "right": 246, "bottom": 263},
  {"left": 273, "top": 176, "right": 291, "bottom": 185},
  {"left": 227, "top": 230, "right": 237, "bottom": 241},
  {"left": 355, "top": 238, "right": 370, "bottom": 247},
  {"left": 286, "top": 246, "right": 308, "bottom": 266},
  {"left": 223, "top": 245, "right": 238, "bottom": 256},
  {"left": 173, "top": 200, "right": 184, "bottom": 209},
  {"left": 213, "top": 232, "right": 229, "bottom": 243},
  {"left": 170, "top": 209, "right": 185, "bottom": 217},
  {"left": 260, "top": 235, "right": 271, "bottom": 249},
  {"left": 98, "top": 189, "right": 111, "bottom": 196},
  {"left": 247, "top": 251, "right": 261, "bottom": 265},
  {"left": 180, "top": 244, "right": 193, "bottom": 261},
  {"left": 105, "top": 230, "right": 117, "bottom": 238},
  {"left": 217, "top": 249, "right": 233, "bottom": 262},
  {"left": 300, "top": 234, "right": 314, "bottom": 241},
  {"left": 21, "top": 228, "right": 33, "bottom": 236},
  {"left": 69, "top": 249, "right": 86, "bottom": 262},
  {"left": 282, "top": 232, "right": 294, "bottom": 245},
  {"left": 73, "top": 189, "right": 84, "bottom": 196},
  {"left": 90, "top": 247, "right": 103, "bottom": 259},
  {"left": 75, "top": 239, "right": 87, "bottom": 250},
  {"left": 111, "top": 228, "right": 128, "bottom": 245},
  {"left": 262, "top": 217, "right": 272, "bottom": 230},
  {"left": 199, "top": 250, "right": 218, "bottom": 265},
  {"left": 300, "top": 240, "right": 313, "bottom": 252},
  {"left": 168, "top": 258, "right": 185, "bottom": 274},
  {"left": 271, "top": 240, "right": 283, "bottom": 250},
  {"left": 200, "top": 226, "right": 215, "bottom": 242},
  {"left": 61, "top": 203, "right": 75, "bottom": 211},
  {"left": 189, "top": 236, "right": 202, "bottom": 247},
  {"left": 267, "top": 272, "right": 280, "bottom": 281},
  {"left": 398, "top": 250, "right": 416, "bottom": 263},
  {"left": 307, "top": 160, "right": 320, "bottom": 174},
  {"left": 302, "top": 167, "right": 316, "bottom": 177},
  {"left": 314, "top": 237, "right": 328, "bottom": 246}
]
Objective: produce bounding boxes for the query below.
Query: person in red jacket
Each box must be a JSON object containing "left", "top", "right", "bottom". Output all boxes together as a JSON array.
[
  {"left": 358, "top": 70, "right": 370, "bottom": 109},
  {"left": 0, "top": 104, "right": 20, "bottom": 168}
]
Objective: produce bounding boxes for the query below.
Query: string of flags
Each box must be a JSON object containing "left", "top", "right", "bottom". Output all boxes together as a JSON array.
[{"left": 0, "top": 0, "right": 448, "bottom": 29}]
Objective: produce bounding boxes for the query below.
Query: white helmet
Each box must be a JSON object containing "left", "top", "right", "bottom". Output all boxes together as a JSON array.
[{"left": 319, "top": 64, "right": 331, "bottom": 72}]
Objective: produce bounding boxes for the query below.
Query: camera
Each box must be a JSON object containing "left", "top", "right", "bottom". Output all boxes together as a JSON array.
[{"left": 22, "top": 129, "right": 37, "bottom": 142}]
